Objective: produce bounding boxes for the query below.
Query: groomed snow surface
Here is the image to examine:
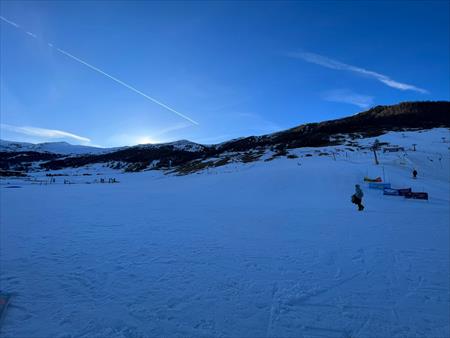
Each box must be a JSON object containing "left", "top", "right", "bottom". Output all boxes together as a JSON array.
[{"left": 1, "top": 129, "right": 449, "bottom": 338}]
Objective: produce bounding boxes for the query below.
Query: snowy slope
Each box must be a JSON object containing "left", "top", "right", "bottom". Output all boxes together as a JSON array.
[
  {"left": 0, "top": 139, "right": 115, "bottom": 155},
  {"left": 0, "top": 129, "right": 449, "bottom": 337},
  {"left": 136, "top": 140, "right": 206, "bottom": 152}
]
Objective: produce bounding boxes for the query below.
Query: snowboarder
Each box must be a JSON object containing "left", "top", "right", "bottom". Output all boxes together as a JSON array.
[
  {"left": 412, "top": 169, "right": 418, "bottom": 179},
  {"left": 351, "top": 184, "right": 364, "bottom": 211}
]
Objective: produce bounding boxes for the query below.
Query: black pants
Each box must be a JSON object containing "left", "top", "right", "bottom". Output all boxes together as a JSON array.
[
  {"left": 353, "top": 196, "right": 364, "bottom": 211},
  {"left": 355, "top": 197, "right": 364, "bottom": 211}
]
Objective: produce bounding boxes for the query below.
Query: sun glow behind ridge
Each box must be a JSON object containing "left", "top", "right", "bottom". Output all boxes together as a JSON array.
[{"left": 136, "top": 136, "right": 159, "bottom": 145}]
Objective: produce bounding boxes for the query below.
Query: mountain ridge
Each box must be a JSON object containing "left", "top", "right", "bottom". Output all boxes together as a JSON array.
[
  {"left": 1, "top": 101, "right": 449, "bottom": 173},
  {"left": 2, "top": 101, "right": 448, "bottom": 153},
  {"left": 0, "top": 139, "right": 114, "bottom": 155}
]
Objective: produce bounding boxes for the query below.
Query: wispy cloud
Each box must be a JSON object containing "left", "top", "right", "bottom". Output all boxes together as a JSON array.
[
  {"left": 323, "top": 89, "right": 374, "bottom": 108},
  {"left": 152, "top": 122, "right": 193, "bottom": 138},
  {"left": 288, "top": 51, "right": 428, "bottom": 94},
  {"left": 0, "top": 124, "right": 91, "bottom": 143}
]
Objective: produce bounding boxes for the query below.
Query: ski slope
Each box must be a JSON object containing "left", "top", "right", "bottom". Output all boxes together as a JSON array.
[{"left": 0, "top": 129, "right": 449, "bottom": 337}]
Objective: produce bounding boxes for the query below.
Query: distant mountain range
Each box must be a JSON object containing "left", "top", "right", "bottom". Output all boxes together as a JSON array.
[
  {"left": 1, "top": 101, "right": 449, "bottom": 174},
  {"left": 0, "top": 138, "right": 209, "bottom": 155},
  {"left": 0, "top": 140, "right": 112, "bottom": 155}
]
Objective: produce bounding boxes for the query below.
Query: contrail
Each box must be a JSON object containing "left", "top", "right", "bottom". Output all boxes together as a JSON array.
[
  {"left": 26, "top": 31, "right": 37, "bottom": 38},
  {"left": 0, "top": 16, "right": 199, "bottom": 126},
  {"left": 55, "top": 48, "right": 199, "bottom": 125},
  {"left": 0, "top": 16, "right": 20, "bottom": 28}
]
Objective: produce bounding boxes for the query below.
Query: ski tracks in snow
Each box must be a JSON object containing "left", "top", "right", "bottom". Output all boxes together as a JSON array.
[{"left": 1, "top": 129, "right": 449, "bottom": 337}]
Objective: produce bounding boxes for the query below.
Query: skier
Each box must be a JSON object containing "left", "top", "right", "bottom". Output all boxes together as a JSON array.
[
  {"left": 412, "top": 169, "right": 418, "bottom": 179},
  {"left": 351, "top": 184, "right": 364, "bottom": 211}
]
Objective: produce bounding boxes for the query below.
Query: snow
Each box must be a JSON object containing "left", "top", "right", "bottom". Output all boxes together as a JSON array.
[
  {"left": 0, "top": 138, "right": 206, "bottom": 156},
  {"left": 0, "top": 129, "right": 449, "bottom": 337},
  {"left": 0, "top": 140, "right": 116, "bottom": 155},
  {"left": 137, "top": 140, "right": 206, "bottom": 152}
]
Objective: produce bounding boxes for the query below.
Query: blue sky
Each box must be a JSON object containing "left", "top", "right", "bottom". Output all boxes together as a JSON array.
[{"left": 1, "top": 1, "right": 449, "bottom": 147}]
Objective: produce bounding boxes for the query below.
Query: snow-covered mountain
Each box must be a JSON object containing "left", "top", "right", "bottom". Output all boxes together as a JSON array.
[
  {"left": 1, "top": 127, "right": 449, "bottom": 337},
  {"left": 136, "top": 140, "right": 206, "bottom": 152},
  {"left": 0, "top": 139, "right": 206, "bottom": 155},
  {"left": 0, "top": 140, "right": 114, "bottom": 155},
  {"left": 1, "top": 101, "right": 449, "bottom": 174}
]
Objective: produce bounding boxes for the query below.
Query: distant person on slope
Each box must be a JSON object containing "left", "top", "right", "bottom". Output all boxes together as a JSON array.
[
  {"left": 351, "top": 184, "right": 364, "bottom": 211},
  {"left": 412, "top": 169, "right": 418, "bottom": 179}
]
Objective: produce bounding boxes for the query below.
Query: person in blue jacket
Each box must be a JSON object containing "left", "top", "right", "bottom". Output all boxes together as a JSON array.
[{"left": 351, "top": 184, "right": 364, "bottom": 211}]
